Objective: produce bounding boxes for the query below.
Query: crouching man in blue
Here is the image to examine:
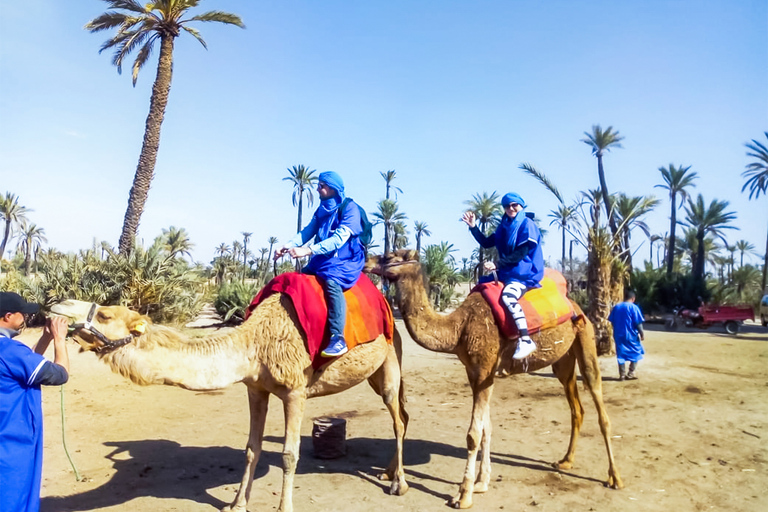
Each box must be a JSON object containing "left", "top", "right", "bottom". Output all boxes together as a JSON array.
[
  {"left": 462, "top": 192, "right": 545, "bottom": 359},
  {"left": 275, "top": 171, "right": 366, "bottom": 357},
  {"left": 1, "top": 292, "right": 70, "bottom": 512}
]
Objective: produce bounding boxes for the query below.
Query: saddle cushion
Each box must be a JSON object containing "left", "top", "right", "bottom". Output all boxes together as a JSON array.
[
  {"left": 246, "top": 273, "right": 394, "bottom": 368},
  {"left": 471, "top": 268, "right": 574, "bottom": 339}
]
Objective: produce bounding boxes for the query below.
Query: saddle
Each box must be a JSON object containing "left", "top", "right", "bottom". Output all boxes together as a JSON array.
[
  {"left": 471, "top": 268, "right": 574, "bottom": 339},
  {"left": 246, "top": 273, "right": 394, "bottom": 368}
]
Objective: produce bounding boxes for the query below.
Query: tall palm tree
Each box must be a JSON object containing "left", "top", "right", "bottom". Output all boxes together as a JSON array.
[
  {"left": 0, "top": 192, "right": 30, "bottom": 261},
  {"left": 413, "top": 221, "right": 431, "bottom": 256},
  {"left": 548, "top": 204, "right": 578, "bottom": 272},
  {"left": 581, "top": 125, "right": 624, "bottom": 236},
  {"left": 649, "top": 234, "right": 664, "bottom": 267},
  {"left": 380, "top": 170, "right": 403, "bottom": 200},
  {"left": 215, "top": 243, "right": 230, "bottom": 259},
  {"left": 267, "top": 236, "right": 278, "bottom": 277},
  {"left": 87, "top": 1, "right": 245, "bottom": 255},
  {"left": 735, "top": 239, "right": 756, "bottom": 268},
  {"left": 464, "top": 191, "right": 502, "bottom": 276},
  {"left": 655, "top": 164, "right": 698, "bottom": 277},
  {"left": 742, "top": 132, "right": 768, "bottom": 290},
  {"left": 241, "top": 232, "right": 252, "bottom": 282},
  {"left": 393, "top": 221, "right": 409, "bottom": 249},
  {"left": 373, "top": 199, "right": 407, "bottom": 255},
  {"left": 682, "top": 194, "right": 737, "bottom": 284},
  {"left": 283, "top": 165, "right": 318, "bottom": 233},
  {"left": 16, "top": 221, "right": 46, "bottom": 276},
  {"left": 161, "top": 226, "right": 194, "bottom": 260}
]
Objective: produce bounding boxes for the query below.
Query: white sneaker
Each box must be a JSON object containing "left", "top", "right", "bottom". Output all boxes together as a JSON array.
[{"left": 513, "top": 339, "right": 536, "bottom": 359}]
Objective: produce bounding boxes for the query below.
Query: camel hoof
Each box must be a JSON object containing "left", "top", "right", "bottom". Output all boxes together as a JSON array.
[
  {"left": 447, "top": 496, "right": 472, "bottom": 509},
  {"left": 606, "top": 475, "right": 624, "bottom": 490},
  {"left": 389, "top": 480, "right": 410, "bottom": 496},
  {"left": 473, "top": 481, "right": 489, "bottom": 493},
  {"left": 554, "top": 459, "right": 573, "bottom": 470},
  {"left": 221, "top": 505, "right": 245, "bottom": 512},
  {"left": 377, "top": 471, "right": 393, "bottom": 482}
]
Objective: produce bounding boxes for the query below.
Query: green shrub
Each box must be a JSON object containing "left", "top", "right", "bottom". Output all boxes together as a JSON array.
[{"left": 213, "top": 280, "right": 263, "bottom": 323}]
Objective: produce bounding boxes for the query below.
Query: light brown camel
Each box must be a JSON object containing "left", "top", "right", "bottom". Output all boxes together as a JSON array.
[
  {"left": 51, "top": 296, "right": 409, "bottom": 512},
  {"left": 366, "top": 250, "right": 622, "bottom": 509}
]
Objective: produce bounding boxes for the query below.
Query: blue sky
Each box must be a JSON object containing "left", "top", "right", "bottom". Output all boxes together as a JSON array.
[{"left": 1, "top": 0, "right": 766, "bottom": 268}]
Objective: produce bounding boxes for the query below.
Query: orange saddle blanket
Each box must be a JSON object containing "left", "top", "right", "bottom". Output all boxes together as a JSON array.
[
  {"left": 245, "top": 273, "right": 394, "bottom": 368},
  {"left": 471, "top": 268, "right": 574, "bottom": 339}
]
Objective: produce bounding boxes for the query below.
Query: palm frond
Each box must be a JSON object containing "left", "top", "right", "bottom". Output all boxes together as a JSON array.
[
  {"left": 85, "top": 12, "right": 133, "bottom": 32},
  {"left": 519, "top": 162, "right": 563, "bottom": 203},
  {"left": 184, "top": 11, "right": 246, "bottom": 28},
  {"left": 131, "top": 38, "right": 156, "bottom": 85},
  {"left": 181, "top": 26, "right": 207, "bottom": 49}
]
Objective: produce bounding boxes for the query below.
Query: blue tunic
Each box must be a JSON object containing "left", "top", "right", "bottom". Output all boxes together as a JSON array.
[
  {"left": 471, "top": 215, "right": 544, "bottom": 288},
  {"left": 608, "top": 302, "right": 646, "bottom": 363},
  {"left": 0, "top": 334, "right": 47, "bottom": 512},
  {"left": 290, "top": 200, "right": 366, "bottom": 289}
]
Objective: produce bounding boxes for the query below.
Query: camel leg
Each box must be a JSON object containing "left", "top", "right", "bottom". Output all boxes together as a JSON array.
[
  {"left": 367, "top": 347, "right": 409, "bottom": 495},
  {"left": 551, "top": 350, "right": 584, "bottom": 470},
  {"left": 473, "top": 404, "right": 492, "bottom": 493},
  {"left": 222, "top": 387, "right": 270, "bottom": 512},
  {"left": 574, "top": 335, "right": 624, "bottom": 490},
  {"left": 448, "top": 366, "right": 495, "bottom": 509},
  {"left": 277, "top": 390, "right": 307, "bottom": 512}
]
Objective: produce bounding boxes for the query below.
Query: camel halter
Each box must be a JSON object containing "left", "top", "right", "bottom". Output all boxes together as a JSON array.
[{"left": 69, "top": 303, "right": 136, "bottom": 352}]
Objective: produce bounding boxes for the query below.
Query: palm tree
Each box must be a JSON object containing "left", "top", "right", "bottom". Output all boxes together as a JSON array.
[
  {"left": 742, "top": 132, "right": 768, "bottom": 290},
  {"left": 682, "top": 194, "right": 737, "bottom": 285},
  {"left": 267, "top": 236, "right": 278, "bottom": 277},
  {"left": 283, "top": 165, "right": 318, "bottom": 233},
  {"left": 393, "top": 221, "right": 409, "bottom": 249},
  {"left": 241, "top": 232, "right": 252, "bottom": 282},
  {"left": 215, "top": 243, "right": 230, "bottom": 259},
  {"left": 86, "top": 1, "right": 245, "bottom": 255},
  {"left": 464, "top": 191, "right": 502, "bottom": 277},
  {"left": 613, "top": 194, "right": 660, "bottom": 271},
  {"left": 548, "top": 204, "right": 578, "bottom": 272},
  {"left": 581, "top": 125, "right": 624, "bottom": 236},
  {"left": 373, "top": 199, "right": 407, "bottom": 255},
  {"left": 16, "top": 221, "right": 46, "bottom": 276},
  {"left": 380, "top": 170, "right": 403, "bottom": 200},
  {"left": 735, "top": 239, "right": 756, "bottom": 268},
  {"left": 413, "top": 221, "right": 432, "bottom": 256},
  {"left": 649, "top": 234, "right": 664, "bottom": 267},
  {"left": 0, "top": 192, "right": 30, "bottom": 261},
  {"left": 655, "top": 164, "right": 698, "bottom": 277},
  {"left": 161, "top": 226, "right": 194, "bottom": 260}
]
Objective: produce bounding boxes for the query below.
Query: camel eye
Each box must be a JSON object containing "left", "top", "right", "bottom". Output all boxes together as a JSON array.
[{"left": 96, "top": 311, "right": 113, "bottom": 321}]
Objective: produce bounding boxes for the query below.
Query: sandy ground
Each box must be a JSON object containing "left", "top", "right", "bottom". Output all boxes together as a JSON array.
[{"left": 17, "top": 317, "right": 768, "bottom": 512}]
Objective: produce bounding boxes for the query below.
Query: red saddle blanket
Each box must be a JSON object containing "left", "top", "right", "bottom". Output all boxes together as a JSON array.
[
  {"left": 245, "top": 273, "right": 394, "bottom": 368},
  {"left": 471, "top": 268, "right": 574, "bottom": 339}
]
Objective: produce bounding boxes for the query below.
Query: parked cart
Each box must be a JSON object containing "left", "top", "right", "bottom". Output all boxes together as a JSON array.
[{"left": 664, "top": 304, "right": 754, "bottom": 335}]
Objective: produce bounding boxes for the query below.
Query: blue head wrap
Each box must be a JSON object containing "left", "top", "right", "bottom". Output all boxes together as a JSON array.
[
  {"left": 501, "top": 192, "right": 526, "bottom": 208},
  {"left": 315, "top": 171, "right": 346, "bottom": 239}
]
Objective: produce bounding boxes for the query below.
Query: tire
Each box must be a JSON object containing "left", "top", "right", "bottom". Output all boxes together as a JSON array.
[
  {"left": 724, "top": 321, "right": 739, "bottom": 335},
  {"left": 762, "top": 315, "right": 767, "bottom": 328},
  {"left": 664, "top": 317, "right": 677, "bottom": 331}
]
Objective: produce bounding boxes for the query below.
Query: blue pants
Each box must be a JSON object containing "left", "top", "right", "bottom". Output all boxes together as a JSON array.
[{"left": 322, "top": 278, "right": 346, "bottom": 337}]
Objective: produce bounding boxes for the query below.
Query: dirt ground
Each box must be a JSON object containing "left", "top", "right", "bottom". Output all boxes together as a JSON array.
[{"left": 18, "top": 317, "right": 768, "bottom": 512}]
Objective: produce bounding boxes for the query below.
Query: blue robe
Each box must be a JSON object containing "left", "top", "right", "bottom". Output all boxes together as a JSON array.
[
  {"left": 471, "top": 215, "right": 544, "bottom": 288},
  {"left": 608, "top": 302, "right": 646, "bottom": 363}
]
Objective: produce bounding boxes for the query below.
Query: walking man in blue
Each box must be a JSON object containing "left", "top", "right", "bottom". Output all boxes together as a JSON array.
[
  {"left": 1, "top": 292, "right": 70, "bottom": 512},
  {"left": 275, "top": 171, "right": 366, "bottom": 357},
  {"left": 608, "top": 289, "right": 646, "bottom": 380}
]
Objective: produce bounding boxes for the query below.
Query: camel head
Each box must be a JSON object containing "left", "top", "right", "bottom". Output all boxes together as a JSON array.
[
  {"left": 364, "top": 250, "right": 421, "bottom": 281},
  {"left": 51, "top": 299, "right": 151, "bottom": 352}
]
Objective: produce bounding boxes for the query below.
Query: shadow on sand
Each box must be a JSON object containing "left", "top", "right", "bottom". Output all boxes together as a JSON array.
[{"left": 41, "top": 433, "right": 599, "bottom": 511}]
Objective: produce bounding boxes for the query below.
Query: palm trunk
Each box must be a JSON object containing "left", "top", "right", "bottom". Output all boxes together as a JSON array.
[
  {"left": 597, "top": 154, "right": 618, "bottom": 237},
  {"left": 24, "top": 241, "right": 31, "bottom": 276},
  {"left": 561, "top": 222, "right": 566, "bottom": 272},
  {"left": 118, "top": 35, "right": 175, "bottom": 255},
  {"left": 587, "top": 243, "right": 613, "bottom": 356},
  {"left": 666, "top": 195, "right": 677, "bottom": 276},
  {"left": 763, "top": 220, "right": 768, "bottom": 292},
  {"left": 695, "top": 231, "right": 706, "bottom": 284},
  {"left": 0, "top": 220, "right": 11, "bottom": 261}
]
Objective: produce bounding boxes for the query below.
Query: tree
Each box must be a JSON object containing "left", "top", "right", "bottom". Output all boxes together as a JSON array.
[
  {"left": 267, "top": 236, "right": 278, "bottom": 277},
  {"left": 613, "top": 194, "right": 660, "bottom": 271},
  {"left": 87, "top": 1, "right": 245, "bottom": 255},
  {"left": 160, "top": 226, "right": 194, "bottom": 260},
  {"left": 380, "top": 170, "right": 403, "bottom": 200},
  {"left": 655, "top": 164, "right": 698, "bottom": 277},
  {"left": 682, "top": 194, "right": 737, "bottom": 285},
  {"left": 581, "top": 125, "right": 624, "bottom": 236},
  {"left": 215, "top": 243, "right": 230, "bottom": 259},
  {"left": 241, "top": 232, "right": 252, "bottom": 282},
  {"left": 373, "top": 199, "right": 407, "bottom": 255},
  {"left": 413, "top": 221, "right": 431, "bottom": 256},
  {"left": 464, "top": 191, "right": 502, "bottom": 279},
  {"left": 16, "top": 221, "right": 46, "bottom": 276},
  {"left": 0, "top": 192, "right": 29, "bottom": 261},
  {"left": 742, "top": 132, "right": 768, "bottom": 290},
  {"left": 548, "top": 204, "right": 578, "bottom": 272},
  {"left": 735, "top": 239, "right": 756, "bottom": 268},
  {"left": 283, "top": 165, "right": 318, "bottom": 233}
]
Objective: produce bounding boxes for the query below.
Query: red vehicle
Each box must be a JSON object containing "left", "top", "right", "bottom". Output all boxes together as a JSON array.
[{"left": 665, "top": 304, "right": 755, "bottom": 335}]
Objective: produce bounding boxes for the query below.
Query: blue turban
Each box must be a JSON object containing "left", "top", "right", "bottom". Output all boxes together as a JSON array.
[
  {"left": 318, "top": 171, "right": 345, "bottom": 202},
  {"left": 502, "top": 192, "right": 526, "bottom": 208}
]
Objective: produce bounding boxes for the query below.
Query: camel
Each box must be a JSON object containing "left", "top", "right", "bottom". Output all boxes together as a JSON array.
[
  {"left": 365, "top": 250, "right": 622, "bottom": 509},
  {"left": 51, "top": 295, "right": 409, "bottom": 512}
]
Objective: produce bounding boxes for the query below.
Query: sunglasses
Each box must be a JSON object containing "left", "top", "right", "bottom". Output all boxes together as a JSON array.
[{"left": 505, "top": 203, "right": 520, "bottom": 208}]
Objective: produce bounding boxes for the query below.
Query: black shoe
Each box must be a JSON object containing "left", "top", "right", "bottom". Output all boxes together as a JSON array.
[{"left": 626, "top": 372, "right": 638, "bottom": 380}]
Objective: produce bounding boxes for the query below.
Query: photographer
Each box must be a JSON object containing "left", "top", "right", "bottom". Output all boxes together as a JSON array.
[{"left": 0, "top": 292, "right": 70, "bottom": 512}]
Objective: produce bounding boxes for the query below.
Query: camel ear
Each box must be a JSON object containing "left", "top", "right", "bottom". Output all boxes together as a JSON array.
[
  {"left": 129, "top": 317, "right": 151, "bottom": 335},
  {"left": 405, "top": 249, "right": 419, "bottom": 261}
]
